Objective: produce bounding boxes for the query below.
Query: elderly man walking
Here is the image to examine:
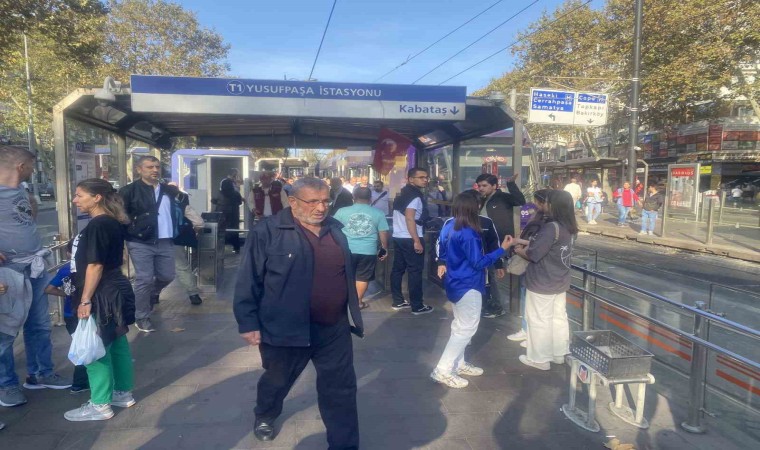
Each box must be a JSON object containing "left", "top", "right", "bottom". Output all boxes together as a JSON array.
[
  {"left": 1, "top": 146, "right": 70, "bottom": 411},
  {"left": 234, "top": 177, "right": 364, "bottom": 449}
]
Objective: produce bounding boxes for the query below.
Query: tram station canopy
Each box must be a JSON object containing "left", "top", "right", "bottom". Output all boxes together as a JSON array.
[{"left": 56, "top": 75, "right": 518, "bottom": 151}]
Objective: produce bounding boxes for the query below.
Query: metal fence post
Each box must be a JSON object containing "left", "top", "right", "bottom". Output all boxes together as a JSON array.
[
  {"left": 718, "top": 190, "right": 726, "bottom": 225},
  {"left": 705, "top": 198, "right": 716, "bottom": 245},
  {"left": 682, "top": 301, "right": 708, "bottom": 434},
  {"left": 661, "top": 190, "right": 669, "bottom": 237},
  {"left": 582, "top": 264, "right": 594, "bottom": 331}
]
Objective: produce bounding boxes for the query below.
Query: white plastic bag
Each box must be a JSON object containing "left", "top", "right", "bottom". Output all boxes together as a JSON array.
[{"left": 68, "top": 316, "right": 106, "bottom": 365}]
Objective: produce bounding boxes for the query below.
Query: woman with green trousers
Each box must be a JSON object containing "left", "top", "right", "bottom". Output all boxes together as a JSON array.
[{"left": 65, "top": 178, "right": 136, "bottom": 421}]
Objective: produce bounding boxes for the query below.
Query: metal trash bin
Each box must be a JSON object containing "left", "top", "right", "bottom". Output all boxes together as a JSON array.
[
  {"left": 198, "top": 212, "right": 225, "bottom": 292},
  {"left": 562, "top": 330, "right": 656, "bottom": 432}
]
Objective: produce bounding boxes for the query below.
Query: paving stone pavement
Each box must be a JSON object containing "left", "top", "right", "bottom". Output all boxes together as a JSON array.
[{"left": 0, "top": 254, "right": 750, "bottom": 449}]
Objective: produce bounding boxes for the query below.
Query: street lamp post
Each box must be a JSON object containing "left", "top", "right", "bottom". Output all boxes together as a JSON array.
[
  {"left": 627, "top": 0, "right": 644, "bottom": 186},
  {"left": 23, "top": 32, "right": 41, "bottom": 200}
]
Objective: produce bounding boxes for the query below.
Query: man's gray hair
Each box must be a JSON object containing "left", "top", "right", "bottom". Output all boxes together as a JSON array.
[
  {"left": 0, "top": 145, "right": 35, "bottom": 167},
  {"left": 291, "top": 177, "right": 328, "bottom": 197}
]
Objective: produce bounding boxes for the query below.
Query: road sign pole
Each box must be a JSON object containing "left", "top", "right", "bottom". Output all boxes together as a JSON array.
[{"left": 627, "top": 0, "right": 644, "bottom": 186}]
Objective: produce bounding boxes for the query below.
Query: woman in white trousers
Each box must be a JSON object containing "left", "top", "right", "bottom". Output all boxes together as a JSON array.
[
  {"left": 514, "top": 190, "right": 578, "bottom": 370},
  {"left": 433, "top": 192, "right": 514, "bottom": 388}
]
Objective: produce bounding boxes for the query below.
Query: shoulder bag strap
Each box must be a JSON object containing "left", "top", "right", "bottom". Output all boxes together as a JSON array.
[{"left": 371, "top": 191, "right": 387, "bottom": 206}]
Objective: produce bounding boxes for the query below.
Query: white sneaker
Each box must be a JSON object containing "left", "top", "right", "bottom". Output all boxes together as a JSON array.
[
  {"left": 64, "top": 401, "right": 114, "bottom": 421},
  {"left": 430, "top": 370, "right": 469, "bottom": 388},
  {"left": 520, "top": 341, "right": 527, "bottom": 348},
  {"left": 648, "top": 231, "right": 653, "bottom": 235},
  {"left": 518, "top": 355, "right": 550, "bottom": 371},
  {"left": 590, "top": 220, "right": 598, "bottom": 225},
  {"left": 111, "top": 390, "right": 136, "bottom": 408},
  {"left": 507, "top": 329, "right": 527, "bottom": 342},
  {"left": 456, "top": 362, "right": 484, "bottom": 377},
  {"left": 639, "top": 230, "right": 647, "bottom": 235}
]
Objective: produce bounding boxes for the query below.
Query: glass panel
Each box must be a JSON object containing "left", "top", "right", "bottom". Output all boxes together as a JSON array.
[
  {"left": 425, "top": 146, "right": 453, "bottom": 219},
  {"left": 65, "top": 118, "right": 116, "bottom": 183}
]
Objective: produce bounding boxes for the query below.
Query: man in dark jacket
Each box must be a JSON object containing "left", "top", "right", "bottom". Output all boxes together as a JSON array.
[
  {"left": 475, "top": 173, "right": 526, "bottom": 318},
  {"left": 328, "top": 177, "right": 353, "bottom": 216},
  {"left": 119, "top": 155, "right": 179, "bottom": 332},
  {"left": 234, "top": 177, "right": 363, "bottom": 448},
  {"left": 640, "top": 184, "right": 664, "bottom": 236},
  {"left": 217, "top": 168, "right": 243, "bottom": 253}
]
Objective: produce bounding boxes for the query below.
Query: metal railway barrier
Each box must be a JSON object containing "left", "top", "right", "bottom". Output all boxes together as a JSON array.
[
  {"left": 46, "top": 238, "right": 70, "bottom": 327},
  {"left": 566, "top": 263, "right": 760, "bottom": 436}
]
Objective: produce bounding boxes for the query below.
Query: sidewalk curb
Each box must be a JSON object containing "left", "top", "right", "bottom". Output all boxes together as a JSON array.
[{"left": 579, "top": 225, "right": 760, "bottom": 263}]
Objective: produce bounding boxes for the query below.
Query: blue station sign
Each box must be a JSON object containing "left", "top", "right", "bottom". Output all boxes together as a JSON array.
[{"left": 130, "top": 75, "right": 467, "bottom": 121}]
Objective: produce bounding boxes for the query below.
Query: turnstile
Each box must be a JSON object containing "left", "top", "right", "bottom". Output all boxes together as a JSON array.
[{"left": 198, "top": 212, "right": 225, "bottom": 292}]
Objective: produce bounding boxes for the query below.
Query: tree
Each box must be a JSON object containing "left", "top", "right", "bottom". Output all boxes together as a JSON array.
[
  {"left": 0, "top": 0, "right": 231, "bottom": 162},
  {"left": 479, "top": 0, "right": 760, "bottom": 138},
  {"left": 300, "top": 149, "right": 329, "bottom": 167},
  {"left": 0, "top": 0, "right": 107, "bottom": 67},
  {"left": 99, "top": 0, "right": 230, "bottom": 81}
]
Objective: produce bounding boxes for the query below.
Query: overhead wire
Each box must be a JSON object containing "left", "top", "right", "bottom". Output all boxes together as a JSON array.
[
  {"left": 436, "top": 0, "right": 601, "bottom": 85},
  {"left": 412, "top": 0, "right": 541, "bottom": 84},
  {"left": 374, "top": 0, "right": 506, "bottom": 83},
  {"left": 438, "top": 0, "right": 728, "bottom": 86},
  {"left": 308, "top": 0, "right": 339, "bottom": 81}
]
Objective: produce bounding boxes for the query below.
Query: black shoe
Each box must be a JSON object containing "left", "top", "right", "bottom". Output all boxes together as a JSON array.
[
  {"left": 482, "top": 309, "right": 506, "bottom": 319},
  {"left": 135, "top": 318, "right": 156, "bottom": 333},
  {"left": 189, "top": 294, "right": 203, "bottom": 305},
  {"left": 412, "top": 305, "right": 434, "bottom": 315},
  {"left": 391, "top": 301, "right": 411, "bottom": 310},
  {"left": 70, "top": 385, "right": 90, "bottom": 394},
  {"left": 253, "top": 418, "right": 275, "bottom": 441},
  {"left": 150, "top": 294, "right": 160, "bottom": 305}
]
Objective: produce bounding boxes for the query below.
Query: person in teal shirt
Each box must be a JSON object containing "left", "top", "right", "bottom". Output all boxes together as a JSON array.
[{"left": 334, "top": 187, "right": 389, "bottom": 309}]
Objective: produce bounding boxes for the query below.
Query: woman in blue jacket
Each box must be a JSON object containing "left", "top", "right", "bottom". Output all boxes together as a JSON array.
[{"left": 432, "top": 193, "right": 514, "bottom": 388}]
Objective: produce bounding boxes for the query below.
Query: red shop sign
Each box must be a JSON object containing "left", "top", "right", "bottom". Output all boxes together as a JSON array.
[{"left": 670, "top": 167, "right": 695, "bottom": 177}]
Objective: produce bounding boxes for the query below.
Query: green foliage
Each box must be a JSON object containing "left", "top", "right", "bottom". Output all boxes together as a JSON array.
[
  {"left": 479, "top": 0, "right": 760, "bottom": 139},
  {"left": 0, "top": 0, "right": 108, "bottom": 67},
  {"left": 100, "top": 0, "right": 230, "bottom": 81},
  {"left": 0, "top": 0, "right": 231, "bottom": 160}
]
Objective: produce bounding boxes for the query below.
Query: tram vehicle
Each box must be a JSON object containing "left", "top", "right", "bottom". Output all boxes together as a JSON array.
[{"left": 253, "top": 157, "right": 310, "bottom": 179}]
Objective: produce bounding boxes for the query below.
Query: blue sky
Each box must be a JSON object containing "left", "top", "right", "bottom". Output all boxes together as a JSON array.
[{"left": 176, "top": 0, "right": 604, "bottom": 94}]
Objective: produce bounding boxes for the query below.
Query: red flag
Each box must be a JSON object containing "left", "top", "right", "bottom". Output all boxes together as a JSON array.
[{"left": 373, "top": 128, "right": 412, "bottom": 176}]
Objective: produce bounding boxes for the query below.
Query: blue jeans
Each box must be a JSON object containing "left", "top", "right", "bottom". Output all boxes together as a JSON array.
[
  {"left": 0, "top": 332, "right": 16, "bottom": 388},
  {"left": 586, "top": 203, "right": 601, "bottom": 222},
  {"left": 617, "top": 204, "right": 631, "bottom": 225},
  {"left": 0, "top": 273, "right": 54, "bottom": 388},
  {"left": 641, "top": 210, "right": 658, "bottom": 232}
]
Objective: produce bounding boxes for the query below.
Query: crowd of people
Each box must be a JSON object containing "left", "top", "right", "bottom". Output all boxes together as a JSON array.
[
  {"left": 1, "top": 144, "right": 580, "bottom": 450},
  {"left": 563, "top": 176, "right": 666, "bottom": 234}
]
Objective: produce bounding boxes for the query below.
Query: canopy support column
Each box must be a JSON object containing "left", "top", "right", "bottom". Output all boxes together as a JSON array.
[
  {"left": 53, "top": 105, "right": 72, "bottom": 240},
  {"left": 451, "top": 140, "right": 461, "bottom": 196},
  {"left": 116, "top": 134, "right": 128, "bottom": 189}
]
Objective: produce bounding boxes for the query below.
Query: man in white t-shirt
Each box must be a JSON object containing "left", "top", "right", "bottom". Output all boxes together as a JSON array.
[
  {"left": 563, "top": 177, "right": 582, "bottom": 211},
  {"left": 370, "top": 180, "right": 390, "bottom": 215},
  {"left": 585, "top": 179, "right": 603, "bottom": 224},
  {"left": 731, "top": 186, "right": 743, "bottom": 206},
  {"left": 390, "top": 168, "right": 434, "bottom": 315}
]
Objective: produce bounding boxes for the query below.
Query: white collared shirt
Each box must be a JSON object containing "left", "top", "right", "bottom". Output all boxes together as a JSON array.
[{"left": 155, "top": 184, "right": 173, "bottom": 239}]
